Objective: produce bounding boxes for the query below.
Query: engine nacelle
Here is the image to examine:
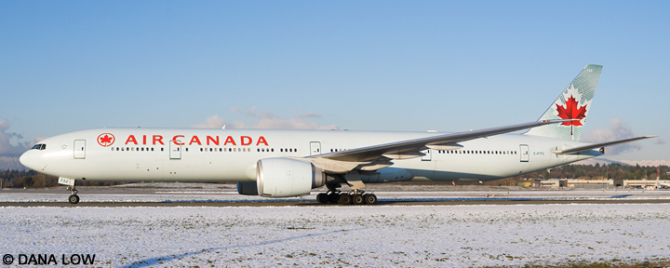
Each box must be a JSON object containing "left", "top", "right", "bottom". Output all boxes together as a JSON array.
[
  {"left": 237, "top": 182, "right": 259, "bottom": 195},
  {"left": 256, "top": 158, "right": 325, "bottom": 197}
]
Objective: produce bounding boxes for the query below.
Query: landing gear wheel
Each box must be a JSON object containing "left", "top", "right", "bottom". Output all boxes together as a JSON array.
[
  {"left": 338, "top": 194, "right": 352, "bottom": 204},
  {"left": 328, "top": 193, "right": 340, "bottom": 204},
  {"left": 352, "top": 194, "right": 364, "bottom": 205},
  {"left": 316, "top": 193, "right": 328, "bottom": 204},
  {"left": 68, "top": 194, "right": 80, "bottom": 204},
  {"left": 363, "top": 194, "right": 377, "bottom": 205}
]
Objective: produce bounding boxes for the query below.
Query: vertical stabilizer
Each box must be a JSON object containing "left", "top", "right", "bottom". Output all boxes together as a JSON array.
[{"left": 524, "top": 64, "right": 602, "bottom": 141}]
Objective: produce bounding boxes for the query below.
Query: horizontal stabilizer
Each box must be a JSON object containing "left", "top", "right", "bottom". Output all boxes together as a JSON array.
[{"left": 552, "top": 135, "right": 657, "bottom": 154}]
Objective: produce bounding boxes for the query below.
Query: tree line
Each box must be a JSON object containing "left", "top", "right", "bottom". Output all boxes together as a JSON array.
[
  {"left": 0, "top": 170, "right": 120, "bottom": 188},
  {"left": 1, "top": 163, "right": 668, "bottom": 188}
]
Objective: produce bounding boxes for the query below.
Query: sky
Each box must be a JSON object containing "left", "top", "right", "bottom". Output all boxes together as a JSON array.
[{"left": 1, "top": 1, "right": 669, "bottom": 166}]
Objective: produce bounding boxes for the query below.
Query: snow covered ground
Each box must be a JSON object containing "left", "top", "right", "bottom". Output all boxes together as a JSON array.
[{"left": 1, "top": 204, "right": 669, "bottom": 267}]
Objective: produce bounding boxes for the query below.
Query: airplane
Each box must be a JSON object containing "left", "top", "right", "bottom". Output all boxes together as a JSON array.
[{"left": 19, "top": 64, "right": 657, "bottom": 205}]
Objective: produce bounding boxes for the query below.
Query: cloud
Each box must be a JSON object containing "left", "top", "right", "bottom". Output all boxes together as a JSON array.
[
  {"left": 192, "top": 115, "right": 248, "bottom": 129},
  {"left": 254, "top": 118, "right": 337, "bottom": 130},
  {"left": 298, "top": 112, "right": 322, "bottom": 119},
  {"left": 655, "top": 138, "right": 666, "bottom": 145},
  {"left": 232, "top": 107, "right": 276, "bottom": 119},
  {"left": 582, "top": 118, "right": 642, "bottom": 155},
  {"left": 192, "top": 115, "right": 228, "bottom": 129},
  {"left": 0, "top": 119, "right": 31, "bottom": 157},
  {"left": 0, "top": 156, "right": 26, "bottom": 170},
  {"left": 193, "top": 108, "right": 338, "bottom": 130}
]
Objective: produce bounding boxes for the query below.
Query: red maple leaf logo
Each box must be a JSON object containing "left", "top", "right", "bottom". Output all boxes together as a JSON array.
[
  {"left": 556, "top": 95, "right": 587, "bottom": 126},
  {"left": 97, "top": 133, "right": 115, "bottom": 147},
  {"left": 100, "top": 135, "right": 112, "bottom": 143}
]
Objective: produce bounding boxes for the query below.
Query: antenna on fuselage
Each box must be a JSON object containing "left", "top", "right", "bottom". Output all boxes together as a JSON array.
[{"left": 222, "top": 125, "right": 226, "bottom": 130}]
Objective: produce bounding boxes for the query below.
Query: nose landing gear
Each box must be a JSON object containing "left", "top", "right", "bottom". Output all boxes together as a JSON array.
[{"left": 67, "top": 186, "right": 80, "bottom": 204}]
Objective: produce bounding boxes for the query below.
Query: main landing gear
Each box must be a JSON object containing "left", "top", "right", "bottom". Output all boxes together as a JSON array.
[
  {"left": 316, "top": 190, "right": 377, "bottom": 205},
  {"left": 67, "top": 186, "right": 80, "bottom": 204}
]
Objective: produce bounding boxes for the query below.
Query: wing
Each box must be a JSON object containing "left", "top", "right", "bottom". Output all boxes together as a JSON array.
[
  {"left": 310, "top": 119, "right": 572, "bottom": 163},
  {"left": 551, "top": 135, "right": 658, "bottom": 154}
]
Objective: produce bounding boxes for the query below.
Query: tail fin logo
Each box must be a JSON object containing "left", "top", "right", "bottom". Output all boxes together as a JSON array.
[
  {"left": 554, "top": 84, "right": 589, "bottom": 135},
  {"left": 556, "top": 95, "right": 587, "bottom": 126}
]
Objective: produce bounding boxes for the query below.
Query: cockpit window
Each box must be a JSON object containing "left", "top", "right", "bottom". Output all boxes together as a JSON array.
[{"left": 31, "top": 144, "right": 46, "bottom": 150}]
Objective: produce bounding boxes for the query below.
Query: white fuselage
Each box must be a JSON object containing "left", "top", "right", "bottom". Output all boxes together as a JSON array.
[{"left": 19, "top": 128, "right": 601, "bottom": 184}]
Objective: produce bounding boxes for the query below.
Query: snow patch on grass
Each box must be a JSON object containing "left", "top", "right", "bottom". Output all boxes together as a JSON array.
[{"left": 1, "top": 204, "right": 669, "bottom": 267}]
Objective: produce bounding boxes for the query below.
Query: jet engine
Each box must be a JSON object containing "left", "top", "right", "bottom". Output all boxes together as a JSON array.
[{"left": 256, "top": 158, "right": 325, "bottom": 197}]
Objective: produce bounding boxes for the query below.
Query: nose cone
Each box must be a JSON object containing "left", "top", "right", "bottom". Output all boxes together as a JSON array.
[{"left": 19, "top": 151, "right": 30, "bottom": 168}]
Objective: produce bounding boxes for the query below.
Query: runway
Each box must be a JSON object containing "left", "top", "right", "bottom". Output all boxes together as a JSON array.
[
  {"left": 2, "top": 185, "right": 670, "bottom": 207},
  {"left": 3, "top": 198, "right": 670, "bottom": 207}
]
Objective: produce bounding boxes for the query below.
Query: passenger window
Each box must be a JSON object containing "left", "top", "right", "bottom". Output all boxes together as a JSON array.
[
  {"left": 151, "top": 148, "right": 154, "bottom": 151},
  {"left": 271, "top": 148, "right": 274, "bottom": 152},
  {"left": 185, "top": 148, "right": 188, "bottom": 152}
]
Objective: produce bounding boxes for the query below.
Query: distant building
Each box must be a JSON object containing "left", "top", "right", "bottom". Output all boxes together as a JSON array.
[{"left": 567, "top": 179, "right": 613, "bottom": 189}]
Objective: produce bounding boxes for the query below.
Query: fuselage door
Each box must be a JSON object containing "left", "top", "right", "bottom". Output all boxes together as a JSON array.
[
  {"left": 169, "top": 141, "right": 181, "bottom": 159},
  {"left": 310, "top": 141, "right": 321, "bottom": 156},
  {"left": 421, "top": 149, "right": 432, "bottom": 161},
  {"left": 73, "top": 140, "right": 86, "bottom": 159},
  {"left": 520, "top": 144, "right": 530, "bottom": 162}
]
